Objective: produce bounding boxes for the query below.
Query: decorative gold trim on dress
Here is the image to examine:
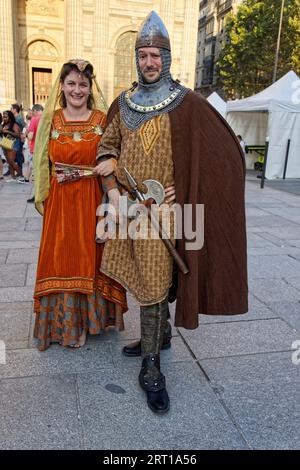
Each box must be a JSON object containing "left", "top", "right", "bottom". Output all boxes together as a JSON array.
[
  {"left": 35, "top": 277, "right": 95, "bottom": 295},
  {"left": 139, "top": 116, "right": 161, "bottom": 155},
  {"left": 125, "top": 88, "right": 181, "bottom": 113},
  {"left": 50, "top": 124, "right": 103, "bottom": 143},
  {"left": 50, "top": 109, "right": 105, "bottom": 144}
]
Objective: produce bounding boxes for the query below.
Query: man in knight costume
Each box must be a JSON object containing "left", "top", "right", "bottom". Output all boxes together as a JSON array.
[{"left": 96, "top": 11, "right": 248, "bottom": 414}]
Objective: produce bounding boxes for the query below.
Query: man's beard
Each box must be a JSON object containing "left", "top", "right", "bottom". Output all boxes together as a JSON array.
[{"left": 141, "top": 69, "right": 161, "bottom": 84}]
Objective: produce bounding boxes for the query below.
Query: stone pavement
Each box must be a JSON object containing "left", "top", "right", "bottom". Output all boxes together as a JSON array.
[{"left": 0, "top": 177, "right": 300, "bottom": 450}]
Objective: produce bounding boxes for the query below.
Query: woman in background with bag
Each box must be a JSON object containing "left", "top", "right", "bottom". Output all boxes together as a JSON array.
[{"left": 0, "top": 110, "right": 21, "bottom": 181}]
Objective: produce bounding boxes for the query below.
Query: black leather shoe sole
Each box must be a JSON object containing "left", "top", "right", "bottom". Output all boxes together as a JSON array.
[{"left": 122, "top": 340, "right": 171, "bottom": 357}]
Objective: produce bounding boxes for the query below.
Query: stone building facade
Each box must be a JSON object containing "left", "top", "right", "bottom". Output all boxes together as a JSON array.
[
  {"left": 0, "top": 0, "right": 199, "bottom": 110},
  {"left": 195, "top": 0, "right": 242, "bottom": 97}
]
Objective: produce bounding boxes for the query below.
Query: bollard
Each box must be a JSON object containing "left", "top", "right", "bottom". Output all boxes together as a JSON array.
[{"left": 283, "top": 138, "right": 291, "bottom": 179}]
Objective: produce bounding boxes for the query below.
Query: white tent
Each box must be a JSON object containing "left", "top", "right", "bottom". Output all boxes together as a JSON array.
[
  {"left": 207, "top": 91, "right": 227, "bottom": 118},
  {"left": 226, "top": 71, "right": 300, "bottom": 179}
]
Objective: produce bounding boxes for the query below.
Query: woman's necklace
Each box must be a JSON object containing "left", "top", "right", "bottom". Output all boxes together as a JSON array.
[{"left": 51, "top": 125, "right": 103, "bottom": 143}]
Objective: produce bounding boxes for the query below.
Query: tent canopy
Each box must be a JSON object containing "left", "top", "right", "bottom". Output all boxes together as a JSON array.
[
  {"left": 226, "top": 71, "right": 300, "bottom": 179},
  {"left": 207, "top": 91, "right": 227, "bottom": 117},
  {"left": 227, "top": 71, "right": 300, "bottom": 113}
]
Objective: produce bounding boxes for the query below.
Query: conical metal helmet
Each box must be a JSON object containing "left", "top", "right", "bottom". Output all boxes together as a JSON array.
[{"left": 135, "top": 11, "right": 171, "bottom": 51}]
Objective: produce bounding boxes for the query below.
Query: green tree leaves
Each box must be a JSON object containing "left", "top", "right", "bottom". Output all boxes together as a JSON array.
[{"left": 216, "top": 0, "right": 300, "bottom": 99}]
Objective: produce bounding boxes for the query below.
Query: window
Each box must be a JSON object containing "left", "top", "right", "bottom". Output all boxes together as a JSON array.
[
  {"left": 114, "top": 31, "right": 137, "bottom": 98},
  {"left": 206, "top": 19, "right": 214, "bottom": 36}
]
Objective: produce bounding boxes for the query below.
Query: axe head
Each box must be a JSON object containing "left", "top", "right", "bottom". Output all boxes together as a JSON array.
[{"left": 121, "top": 178, "right": 166, "bottom": 218}]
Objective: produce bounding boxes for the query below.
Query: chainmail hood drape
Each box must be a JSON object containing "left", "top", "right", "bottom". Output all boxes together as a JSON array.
[{"left": 119, "top": 11, "right": 189, "bottom": 131}]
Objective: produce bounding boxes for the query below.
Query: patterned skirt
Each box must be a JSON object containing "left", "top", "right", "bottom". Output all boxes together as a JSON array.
[{"left": 34, "top": 291, "right": 125, "bottom": 351}]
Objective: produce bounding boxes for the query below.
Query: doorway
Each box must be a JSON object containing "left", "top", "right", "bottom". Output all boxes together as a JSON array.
[{"left": 32, "top": 68, "right": 52, "bottom": 106}]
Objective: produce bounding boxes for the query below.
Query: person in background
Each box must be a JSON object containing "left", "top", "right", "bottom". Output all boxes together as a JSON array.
[
  {"left": 0, "top": 113, "right": 5, "bottom": 180},
  {"left": 0, "top": 110, "right": 21, "bottom": 181},
  {"left": 25, "top": 108, "right": 33, "bottom": 124},
  {"left": 11, "top": 103, "right": 26, "bottom": 180},
  {"left": 11, "top": 103, "right": 26, "bottom": 130},
  {"left": 20, "top": 127, "right": 30, "bottom": 183}
]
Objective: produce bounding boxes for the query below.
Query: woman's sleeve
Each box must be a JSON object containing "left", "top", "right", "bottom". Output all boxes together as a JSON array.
[
  {"left": 96, "top": 112, "right": 122, "bottom": 192},
  {"left": 96, "top": 112, "right": 121, "bottom": 161}
]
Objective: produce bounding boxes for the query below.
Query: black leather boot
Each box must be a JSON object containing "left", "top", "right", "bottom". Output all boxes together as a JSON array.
[
  {"left": 139, "top": 353, "right": 170, "bottom": 414},
  {"left": 122, "top": 321, "right": 172, "bottom": 357}
]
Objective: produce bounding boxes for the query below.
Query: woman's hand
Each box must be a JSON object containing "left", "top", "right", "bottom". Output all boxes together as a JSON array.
[
  {"left": 164, "top": 185, "right": 176, "bottom": 205},
  {"left": 93, "top": 158, "right": 117, "bottom": 176}
]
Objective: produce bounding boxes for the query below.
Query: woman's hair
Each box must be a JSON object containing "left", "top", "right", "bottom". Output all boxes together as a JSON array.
[
  {"left": 3, "top": 110, "right": 16, "bottom": 130},
  {"left": 59, "top": 62, "right": 95, "bottom": 109}
]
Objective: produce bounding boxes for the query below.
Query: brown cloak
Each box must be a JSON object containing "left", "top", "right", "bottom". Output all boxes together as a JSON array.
[{"left": 104, "top": 90, "right": 248, "bottom": 329}]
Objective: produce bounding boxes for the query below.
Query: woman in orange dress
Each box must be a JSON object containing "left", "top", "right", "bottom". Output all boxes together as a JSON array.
[{"left": 33, "top": 60, "right": 127, "bottom": 350}]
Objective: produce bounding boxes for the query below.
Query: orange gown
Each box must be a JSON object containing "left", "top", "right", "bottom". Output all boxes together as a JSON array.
[{"left": 34, "top": 109, "right": 127, "bottom": 350}]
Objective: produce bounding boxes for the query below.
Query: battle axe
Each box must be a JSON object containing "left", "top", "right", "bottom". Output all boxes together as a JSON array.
[{"left": 123, "top": 167, "right": 189, "bottom": 275}]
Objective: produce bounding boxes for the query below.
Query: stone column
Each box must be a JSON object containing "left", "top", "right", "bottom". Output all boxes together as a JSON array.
[
  {"left": 179, "top": 0, "right": 199, "bottom": 88},
  {"left": 93, "top": 0, "right": 109, "bottom": 101},
  {"left": 159, "top": 0, "right": 174, "bottom": 39},
  {"left": 65, "top": 0, "right": 82, "bottom": 60},
  {"left": 0, "top": 0, "right": 16, "bottom": 107}
]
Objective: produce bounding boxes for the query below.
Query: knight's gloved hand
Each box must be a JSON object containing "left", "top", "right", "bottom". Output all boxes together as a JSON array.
[{"left": 140, "top": 197, "right": 155, "bottom": 208}]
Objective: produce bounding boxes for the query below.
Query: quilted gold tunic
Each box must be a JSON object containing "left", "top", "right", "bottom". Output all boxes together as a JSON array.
[{"left": 98, "top": 112, "right": 175, "bottom": 305}]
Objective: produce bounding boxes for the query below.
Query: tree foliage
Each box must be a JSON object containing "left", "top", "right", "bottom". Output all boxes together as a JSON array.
[{"left": 216, "top": 0, "right": 300, "bottom": 99}]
